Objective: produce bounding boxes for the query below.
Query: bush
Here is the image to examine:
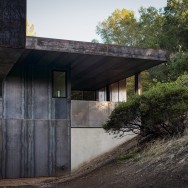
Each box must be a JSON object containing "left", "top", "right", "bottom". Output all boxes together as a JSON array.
[{"left": 104, "top": 80, "right": 188, "bottom": 139}]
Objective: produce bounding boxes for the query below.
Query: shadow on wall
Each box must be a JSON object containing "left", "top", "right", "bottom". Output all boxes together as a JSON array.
[{"left": 0, "top": 80, "right": 2, "bottom": 97}]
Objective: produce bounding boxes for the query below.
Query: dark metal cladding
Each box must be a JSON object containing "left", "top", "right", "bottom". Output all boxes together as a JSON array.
[
  {"left": 0, "top": 0, "right": 26, "bottom": 48},
  {"left": 1, "top": 55, "right": 71, "bottom": 178}
]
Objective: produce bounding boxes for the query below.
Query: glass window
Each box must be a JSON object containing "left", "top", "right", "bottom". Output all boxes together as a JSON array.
[
  {"left": 83, "top": 91, "right": 96, "bottom": 101},
  {"left": 71, "top": 90, "right": 83, "bottom": 100},
  {"left": 53, "top": 71, "right": 66, "bottom": 98},
  {"left": 71, "top": 90, "right": 96, "bottom": 101}
]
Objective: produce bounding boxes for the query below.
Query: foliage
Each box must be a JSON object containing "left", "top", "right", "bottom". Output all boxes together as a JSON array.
[
  {"left": 149, "top": 52, "right": 188, "bottom": 82},
  {"left": 26, "top": 20, "right": 36, "bottom": 36},
  {"left": 163, "top": 0, "right": 188, "bottom": 51},
  {"left": 96, "top": 1, "right": 188, "bottom": 85},
  {"left": 136, "top": 7, "right": 164, "bottom": 49},
  {"left": 96, "top": 9, "right": 138, "bottom": 46},
  {"left": 96, "top": 1, "right": 188, "bottom": 52},
  {"left": 91, "top": 39, "right": 100, "bottom": 43},
  {"left": 104, "top": 79, "right": 188, "bottom": 139},
  {"left": 117, "top": 149, "right": 140, "bottom": 162}
]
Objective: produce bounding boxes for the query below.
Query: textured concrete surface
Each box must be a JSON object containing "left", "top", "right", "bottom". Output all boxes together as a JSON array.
[
  {"left": 0, "top": 119, "right": 70, "bottom": 179},
  {"left": 26, "top": 37, "right": 168, "bottom": 61},
  {"left": 0, "top": 47, "right": 23, "bottom": 81},
  {"left": 71, "top": 100, "right": 116, "bottom": 127},
  {"left": 0, "top": 37, "right": 168, "bottom": 90},
  {"left": 0, "top": 57, "right": 71, "bottom": 178},
  {"left": 71, "top": 128, "right": 136, "bottom": 170},
  {"left": 0, "top": 98, "right": 2, "bottom": 118},
  {"left": 0, "top": 0, "right": 26, "bottom": 48},
  {"left": 25, "top": 37, "right": 168, "bottom": 90}
]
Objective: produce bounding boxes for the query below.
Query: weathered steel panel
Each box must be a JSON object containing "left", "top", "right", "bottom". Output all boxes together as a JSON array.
[
  {"left": 48, "top": 120, "right": 55, "bottom": 175},
  {"left": 4, "top": 67, "right": 24, "bottom": 119},
  {"left": 1, "top": 60, "right": 71, "bottom": 178},
  {"left": 0, "top": 0, "right": 26, "bottom": 48},
  {"left": 0, "top": 119, "right": 2, "bottom": 178},
  {"left": 0, "top": 81, "right": 2, "bottom": 97},
  {"left": 5, "top": 120, "right": 22, "bottom": 178},
  {"left": 110, "top": 82, "right": 119, "bottom": 102},
  {"left": 24, "top": 63, "right": 33, "bottom": 119},
  {"left": 71, "top": 101, "right": 116, "bottom": 128},
  {"left": 26, "top": 120, "right": 35, "bottom": 177},
  {"left": 119, "top": 79, "right": 127, "bottom": 102},
  {"left": 34, "top": 120, "right": 49, "bottom": 177},
  {"left": 88, "top": 101, "right": 109, "bottom": 127},
  {"left": 71, "top": 100, "right": 89, "bottom": 127},
  {"left": 55, "top": 120, "right": 69, "bottom": 175},
  {"left": 4, "top": 60, "right": 51, "bottom": 120},
  {"left": 32, "top": 67, "right": 49, "bottom": 119},
  {"left": 0, "top": 98, "right": 2, "bottom": 118},
  {"left": 54, "top": 99, "right": 68, "bottom": 119}
]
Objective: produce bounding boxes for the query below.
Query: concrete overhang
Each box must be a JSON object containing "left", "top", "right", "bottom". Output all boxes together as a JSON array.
[{"left": 0, "top": 36, "right": 169, "bottom": 90}]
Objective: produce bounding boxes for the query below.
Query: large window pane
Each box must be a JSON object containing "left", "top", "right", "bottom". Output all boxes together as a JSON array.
[
  {"left": 71, "top": 90, "right": 96, "bottom": 101},
  {"left": 53, "top": 71, "right": 66, "bottom": 98},
  {"left": 83, "top": 91, "right": 95, "bottom": 101}
]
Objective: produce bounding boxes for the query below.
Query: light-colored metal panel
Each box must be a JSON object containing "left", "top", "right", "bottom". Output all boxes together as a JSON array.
[
  {"left": 110, "top": 82, "right": 119, "bottom": 102},
  {"left": 119, "top": 79, "right": 127, "bottom": 102}
]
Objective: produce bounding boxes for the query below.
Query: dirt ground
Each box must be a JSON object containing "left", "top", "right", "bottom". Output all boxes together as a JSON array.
[{"left": 1, "top": 136, "right": 188, "bottom": 188}]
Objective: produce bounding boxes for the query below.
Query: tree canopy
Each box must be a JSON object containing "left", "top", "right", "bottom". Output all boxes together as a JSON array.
[
  {"left": 97, "top": 0, "right": 188, "bottom": 52},
  {"left": 96, "top": 0, "right": 188, "bottom": 85},
  {"left": 26, "top": 20, "right": 36, "bottom": 36}
]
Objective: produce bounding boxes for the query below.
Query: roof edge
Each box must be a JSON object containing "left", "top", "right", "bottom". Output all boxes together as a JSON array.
[{"left": 26, "top": 37, "right": 169, "bottom": 62}]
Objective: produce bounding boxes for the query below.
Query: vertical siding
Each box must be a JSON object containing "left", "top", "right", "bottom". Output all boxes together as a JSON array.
[
  {"left": 1, "top": 60, "right": 71, "bottom": 178},
  {"left": 5, "top": 120, "right": 22, "bottom": 178},
  {"left": 110, "top": 82, "right": 119, "bottom": 102},
  {"left": 0, "top": 98, "right": 2, "bottom": 118},
  {"left": 0, "top": 119, "right": 2, "bottom": 178}
]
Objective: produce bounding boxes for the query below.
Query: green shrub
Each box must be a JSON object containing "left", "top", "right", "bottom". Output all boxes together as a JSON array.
[{"left": 104, "top": 80, "right": 188, "bottom": 139}]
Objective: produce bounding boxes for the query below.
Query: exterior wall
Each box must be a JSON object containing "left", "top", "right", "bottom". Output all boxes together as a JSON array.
[
  {"left": 71, "top": 128, "right": 135, "bottom": 170},
  {"left": 97, "top": 88, "right": 107, "bottom": 101},
  {"left": 109, "top": 79, "right": 127, "bottom": 102},
  {"left": 0, "top": 98, "right": 2, "bottom": 118},
  {"left": 71, "top": 100, "right": 135, "bottom": 170},
  {"left": 0, "top": 60, "right": 71, "bottom": 178},
  {"left": 71, "top": 100, "right": 116, "bottom": 128},
  {"left": 0, "top": 0, "right": 26, "bottom": 48}
]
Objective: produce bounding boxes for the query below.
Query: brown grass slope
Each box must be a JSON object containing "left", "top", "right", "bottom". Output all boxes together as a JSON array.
[
  {"left": 46, "top": 134, "right": 188, "bottom": 188},
  {"left": 1, "top": 135, "right": 188, "bottom": 188}
]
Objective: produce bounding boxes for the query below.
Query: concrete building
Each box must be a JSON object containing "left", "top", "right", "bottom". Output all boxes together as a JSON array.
[{"left": 0, "top": 0, "right": 168, "bottom": 178}]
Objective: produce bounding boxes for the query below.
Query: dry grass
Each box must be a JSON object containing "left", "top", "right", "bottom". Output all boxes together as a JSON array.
[{"left": 118, "top": 131, "right": 188, "bottom": 162}]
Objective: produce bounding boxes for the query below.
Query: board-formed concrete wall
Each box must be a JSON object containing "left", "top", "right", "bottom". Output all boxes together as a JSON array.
[{"left": 71, "top": 128, "right": 135, "bottom": 170}]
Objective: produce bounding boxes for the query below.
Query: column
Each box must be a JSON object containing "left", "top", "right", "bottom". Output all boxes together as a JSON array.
[{"left": 135, "top": 73, "right": 142, "bottom": 95}]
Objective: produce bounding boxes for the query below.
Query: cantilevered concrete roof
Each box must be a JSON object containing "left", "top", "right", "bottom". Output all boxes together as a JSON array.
[{"left": 0, "top": 37, "right": 168, "bottom": 90}]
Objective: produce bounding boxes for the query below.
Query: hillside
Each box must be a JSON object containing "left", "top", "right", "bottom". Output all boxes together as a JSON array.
[
  {"left": 46, "top": 134, "right": 188, "bottom": 188},
  {"left": 1, "top": 134, "right": 188, "bottom": 188}
]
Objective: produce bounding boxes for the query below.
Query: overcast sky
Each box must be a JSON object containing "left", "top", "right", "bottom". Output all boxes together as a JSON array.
[{"left": 27, "top": 0, "right": 167, "bottom": 42}]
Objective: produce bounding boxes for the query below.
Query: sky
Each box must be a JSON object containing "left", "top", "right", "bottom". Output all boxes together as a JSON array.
[{"left": 27, "top": 0, "right": 167, "bottom": 42}]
